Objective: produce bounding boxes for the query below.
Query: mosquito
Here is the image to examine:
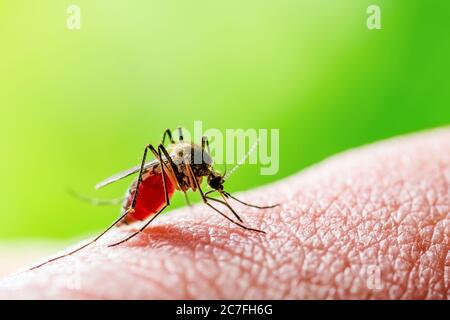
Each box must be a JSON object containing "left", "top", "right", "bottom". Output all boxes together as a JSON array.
[{"left": 28, "top": 128, "right": 278, "bottom": 271}]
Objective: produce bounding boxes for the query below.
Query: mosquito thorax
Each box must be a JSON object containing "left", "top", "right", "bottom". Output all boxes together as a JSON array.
[
  {"left": 164, "top": 142, "right": 214, "bottom": 192},
  {"left": 167, "top": 142, "right": 213, "bottom": 167}
]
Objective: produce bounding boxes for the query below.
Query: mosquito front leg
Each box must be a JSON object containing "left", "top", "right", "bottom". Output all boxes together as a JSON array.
[
  {"left": 207, "top": 189, "right": 278, "bottom": 209},
  {"left": 203, "top": 190, "right": 245, "bottom": 223},
  {"left": 203, "top": 202, "right": 265, "bottom": 233},
  {"left": 186, "top": 163, "right": 265, "bottom": 233},
  {"left": 223, "top": 191, "right": 279, "bottom": 209},
  {"left": 183, "top": 192, "right": 192, "bottom": 207},
  {"left": 28, "top": 144, "right": 162, "bottom": 270},
  {"left": 205, "top": 195, "right": 244, "bottom": 223}
]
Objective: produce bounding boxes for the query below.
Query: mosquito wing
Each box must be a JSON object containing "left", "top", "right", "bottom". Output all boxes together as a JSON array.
[{"left": 95, "top": 159, "right": 160, "bottom": 189}]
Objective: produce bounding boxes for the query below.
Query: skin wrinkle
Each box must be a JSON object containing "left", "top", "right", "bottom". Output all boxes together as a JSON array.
[
  {"left": 136, "top": 222, "right": 265, "bottom": 299},
  {"left": 0, "top": 128, "right": 449, "bottom": 299},
  {"left": 400, "top": 181, "right": 447, "bottom": 298},
  {"left": 425, "top": 244, "right": 446, "bottom": 298},
  {"left": 128, "top": 228, "right": 214, "bottom": 298},
  {"left": 126, "top": 259, "right": 174, "bottom": 298},
  {"left": 294, "top": 185, "right": 382, "bottom": 298}
]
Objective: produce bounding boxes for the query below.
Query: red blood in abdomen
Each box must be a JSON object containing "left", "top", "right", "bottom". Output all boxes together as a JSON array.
[{"left": 124, "top": 172, "right": 175, "bottom": 223}]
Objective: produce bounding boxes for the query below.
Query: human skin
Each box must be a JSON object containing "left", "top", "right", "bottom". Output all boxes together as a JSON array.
[{"left": 0, "top": 128, "right": 448, "bottom": 299}]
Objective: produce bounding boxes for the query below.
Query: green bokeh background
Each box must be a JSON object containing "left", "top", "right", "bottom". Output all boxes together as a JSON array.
[{"left": 0, "top": 1, "right": 449, "bottom": 240}]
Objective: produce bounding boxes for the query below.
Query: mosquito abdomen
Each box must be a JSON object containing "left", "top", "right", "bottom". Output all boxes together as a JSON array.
[{"left": 120, "top": 171, "right": 175, "bottom": 225}]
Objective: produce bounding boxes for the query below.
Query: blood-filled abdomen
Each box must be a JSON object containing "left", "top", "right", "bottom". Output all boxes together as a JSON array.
[{"left": 120, "top": 170, "right": 175, "bottom": 225}]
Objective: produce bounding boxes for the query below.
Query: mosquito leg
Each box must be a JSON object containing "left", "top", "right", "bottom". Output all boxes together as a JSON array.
[
  {"left": 28, "top": 143, "right": 160, "bottom": 271},
  {"left": 129, "top": 143, "right": 171, "bottom": 208},
  {"left": 204, "top": 201, "right": 265, "bottom": 233},
  {"left": 118, "top": 143, "right": 166, "bottom": 220},
  {"left": 157, "top": 146, "right": 171, "bottom": 205},
  {"left": 201, "top": 135, "right": 227, "bottom": 174},
  {"left": 202, "top": 136, "right": 210, "bottom": 154},
  {"left": 204, "top": 190, "right": 216, "bottom": 197},
  {"left": 108, "top": 205, "right": 168, "bottom": 247},
  {"left": 203, "top": 190, "right": 244, "bottom": 222},
  {"left": 159, "top": 144, "right": 183, "bottom": 188},
  {"left": 108, "top": 145, "right": 172, "bottom": 247},
  {"left": 159, "top": 144, "right": 179, "bottom": 174},
  {"left": 161, "top": 128, "right": 175, "bottom": 145},
  {"left": 205, "top": 196, "right": 244, "bottom": 223},
  {"left": 177, "top": 127, "right": 184, "bottom": 142},
  {"left": 158, "top": 144, "right": 188, "bottom": 207},
  {"left": 183, "top": 192, "right": 192, "bottom": 207},
  {"left": 128, "top": 145, "right": 149, "bottom": 209},
  {"left": 223, "top": 191, "right": 279, "bottom": 209},
  {"left": 186, "top": 163, "right": 264, "bottom": 233},
  {"left": 156, "top": 144, "right": 190, "bottom": 209},
  {"left": 28, "top": 206, "right": 135, "bottom": 271}
]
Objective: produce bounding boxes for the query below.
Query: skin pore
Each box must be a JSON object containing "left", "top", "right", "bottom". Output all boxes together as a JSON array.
[{"left": 0, "top": 128, "right": 448, "bottom": 299}]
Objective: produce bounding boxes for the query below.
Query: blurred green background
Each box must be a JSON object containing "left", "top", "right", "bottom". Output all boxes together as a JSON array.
[{"left": 0, "top": 1, "right": 448, "bottom": 240}]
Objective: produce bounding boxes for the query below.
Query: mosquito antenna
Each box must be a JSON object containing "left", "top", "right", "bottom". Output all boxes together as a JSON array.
[
  {"left": 222, "top": 162, "right": 227, "bottom": 177},
  {"left": 224, "top": 137, "right": 259, "bottom": 181}
]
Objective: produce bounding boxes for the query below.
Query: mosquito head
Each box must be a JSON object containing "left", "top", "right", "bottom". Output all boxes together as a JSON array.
[{"left": 207, "top": 170, "right": 225, "bottom": 191}]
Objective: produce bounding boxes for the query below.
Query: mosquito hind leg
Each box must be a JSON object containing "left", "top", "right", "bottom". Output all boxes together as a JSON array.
[
  {"left": 108, "top": 205, "right": 168, "bottom": 247},
  {"left": 186, "top": 163, "right": 265, "bottom": 233},
  {"left": 27, "top": 143, "right": 162, "bottom": 271}
]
